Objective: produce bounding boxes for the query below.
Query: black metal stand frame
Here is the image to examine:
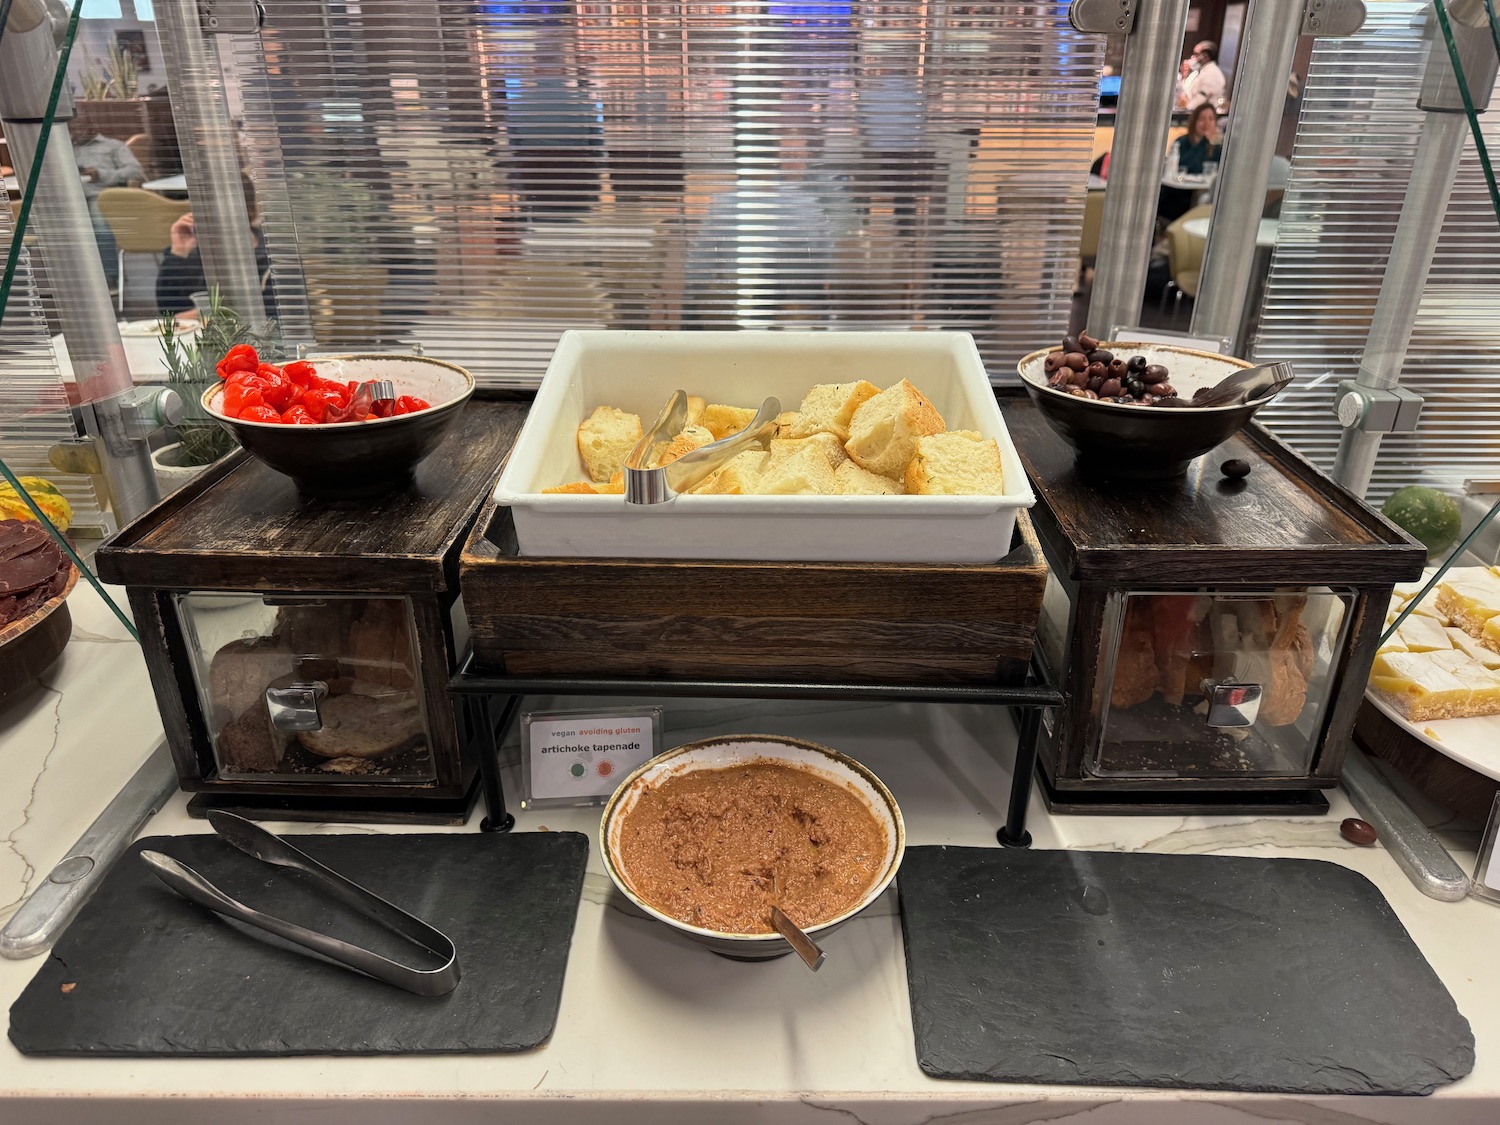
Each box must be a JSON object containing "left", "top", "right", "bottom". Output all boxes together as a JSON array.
[{"left": 449, "top": 654, "right": 1064, "bottom": 847}]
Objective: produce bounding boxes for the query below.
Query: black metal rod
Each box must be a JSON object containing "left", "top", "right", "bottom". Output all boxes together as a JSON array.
[
  {"left": 449, "top": 659, "right": 1063, "bottom": 709},
  {"left": 472, "top": 694, "right": 520, "bottom": 833},
  {"left": 998, "top": 706, "right": 1042, "bottom": 848}
]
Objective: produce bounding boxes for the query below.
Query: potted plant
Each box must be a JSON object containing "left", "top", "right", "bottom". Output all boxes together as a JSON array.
[{"left": 154, "top": 289, "right": 281, "bottom": 494}]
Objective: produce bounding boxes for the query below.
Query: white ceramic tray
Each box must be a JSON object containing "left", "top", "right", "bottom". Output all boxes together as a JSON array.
[{"left": 492, "top": 330, "right": 1036, "bottom": 563}]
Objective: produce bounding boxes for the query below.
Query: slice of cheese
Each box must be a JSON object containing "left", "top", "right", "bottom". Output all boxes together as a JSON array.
[
  {"left": 1436, "top": 570, "right": 1500, "bottom": 634},
  {"left": 1447, "top": 627, "right": 1500, "bottom": 670},
  {"left": 1370, "top": 652, "right": 1473, "bottom": 721},
  {"left": 1395, "top": 614, "right": 1452, "bottom": 654}
]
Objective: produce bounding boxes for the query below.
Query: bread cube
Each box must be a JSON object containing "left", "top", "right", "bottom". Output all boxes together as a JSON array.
[
  {"left": 835, "top": 460, "right": 903, "bottom": 495},
  {"left": 577, "top": 406, "right": 643, "bottom": 483},
  {"left": 702, "top": 404, "right": 759, "bottom": 441},
  {"left": 904, "top": 431, "right": 1005, "bottom": 496},
  {"left": 693, "top": 450, "right": 769, "bottom": 495},
  {"left": 844, "top": 379, "right": 946, "bottom": 479},
  {"left": 784, "top": 380, "right": 881, "bottom": 442},
  {"left": 770, "top": 433, "right": 847, "bottom": 471}
]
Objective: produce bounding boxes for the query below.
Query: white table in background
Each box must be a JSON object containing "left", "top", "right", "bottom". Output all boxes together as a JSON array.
[
  {"left": 1182, "top": 215, "right": 1279, "bottom": 247},
  {"left": 141, "top": 174, "right": 188, "bottom": 198}
]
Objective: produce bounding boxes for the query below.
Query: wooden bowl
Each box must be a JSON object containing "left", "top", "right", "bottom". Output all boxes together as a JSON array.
[
  {"left": 600, "top": 734, "right": 905, "bottom": 961},
  {"left": 202, "top": 354, "right": 475, "bottom": 499},
  {"left": 0, "top": 565, "right": 78, "bottom": 709}
]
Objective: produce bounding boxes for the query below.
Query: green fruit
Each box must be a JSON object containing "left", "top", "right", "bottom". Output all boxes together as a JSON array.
[{"left": 1382, "top": 486, "right": 1461, "bottom": 556}]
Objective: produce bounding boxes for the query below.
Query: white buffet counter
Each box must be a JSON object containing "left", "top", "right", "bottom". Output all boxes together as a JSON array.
[{"left": 1, "top": 583, "right": 1498, "bottom": 1124}]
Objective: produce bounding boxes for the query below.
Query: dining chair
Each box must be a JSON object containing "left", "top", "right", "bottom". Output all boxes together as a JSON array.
[
  {"left": 95, "top": 187, "right": 191, "bottom": 313},
  {"left": 1161, "top": 203, "right": 1213, "bottom": 325}
]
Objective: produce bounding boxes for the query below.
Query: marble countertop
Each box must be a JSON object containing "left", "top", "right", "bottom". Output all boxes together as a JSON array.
[{"left": 2, "top": 584, "right": 1499, "bottom": 1124}]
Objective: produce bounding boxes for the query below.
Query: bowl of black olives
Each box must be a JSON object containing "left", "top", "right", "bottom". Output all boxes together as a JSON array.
[{"left": 1017, "top": 337, "right": 1274, "bottom": 480}]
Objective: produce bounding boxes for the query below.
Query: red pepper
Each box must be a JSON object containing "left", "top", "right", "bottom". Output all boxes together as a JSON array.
[
  {"left": 222, "top": 382, "right": 265, "bottom": 418},
  {"left": 259, "top": 371, "right": 296, "bottom": 411},
  {"left": 239, "top": 403, "right": 283, "bottom": 424},
  {"left": 255, "top": 362, "right": 285, "bottom": 380},
  {"left": 281, "top": 405, "right": 316, "bottom": 425},
  {"left": 215, "top": 344, "right": 259, "bottom": 379},
  {"left": 372, "top": 400, "right": 394, "bottom": 419},
  {"left": 299, "top": 386, "right": 341, "bottom": 423},
  {"left": 395, "top": 395, "right": 430, "bottom": 415},
  {"left": 282, "top": 360, "right": 318, "bottom": 385}
]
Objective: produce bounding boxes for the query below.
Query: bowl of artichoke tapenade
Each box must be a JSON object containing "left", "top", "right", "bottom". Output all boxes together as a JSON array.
[{"left": 601, "top": 734, "right": 905, "bottom": 961}]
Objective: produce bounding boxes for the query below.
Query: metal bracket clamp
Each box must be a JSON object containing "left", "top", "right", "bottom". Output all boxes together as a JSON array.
[
  {"left": 1302, "top": 0, "right": 1366, "bottom": 37},
  {"left": 1334, "top": 380, "right": 1424, "bottom": 433},
  {"left": 198, "top": 0, "right": 263, "bottom": 33},
  {"left": 1069, "top": 0, "right": 1136, "bottom": 35},
  {"left": 114, "top": 386, "right": 185, "bottom": 440}
]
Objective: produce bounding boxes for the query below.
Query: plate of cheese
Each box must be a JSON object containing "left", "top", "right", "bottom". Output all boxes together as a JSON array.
[{"left": 1365, "top": 566, "right": 1500, "bottom": 782}]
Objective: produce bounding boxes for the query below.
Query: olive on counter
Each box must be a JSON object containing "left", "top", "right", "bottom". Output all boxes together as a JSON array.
[
  {"left": 1340, "top": 818, "right": 1377, "bottom": 846},
  {"left": 1221, "top": 458, "right": 1252, "bottom": 479}
]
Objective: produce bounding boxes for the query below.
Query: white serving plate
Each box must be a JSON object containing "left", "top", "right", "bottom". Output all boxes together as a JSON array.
[
  {"left": 493, "top": 329, "right": 1036, "bottom": 562},
  {"left": 1364, "top": 690, "right": 1500, "bottom": 783}
]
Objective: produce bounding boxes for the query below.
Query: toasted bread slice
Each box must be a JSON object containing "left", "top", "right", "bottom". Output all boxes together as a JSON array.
[
  {"left": 693, "top": 450, "right": 770, "bottom": 495},
  {"left": 904, "top": 430, "right": 1005, "bottom": 495},
  {"left": 845, "top": 379, "right": 946, "bottom": 479},
  {"left": 835, "top": 460, "right": 903, "bottom": 495},
  {"left": 577, "top": 405, "right": 643, "bottom": 483},
  {"left": 752, "top": 442, "right": 838, "bottom": 495},
  {"left": 784, "top": 380, "right": 881, "bottom": 442},
  {"left": 702, "top": 403, "right": 758, "bottom": 441},
  {"left": 770, "top": 432, "right": 847, "bottom": 471},
  {"left": 685, "top": 396, "right": 707, "bottom": 427}
]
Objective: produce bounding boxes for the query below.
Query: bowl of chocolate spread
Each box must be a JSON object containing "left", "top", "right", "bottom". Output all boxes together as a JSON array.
[{"left": 601, "top": 734, "right": 905, "bottom": 960}]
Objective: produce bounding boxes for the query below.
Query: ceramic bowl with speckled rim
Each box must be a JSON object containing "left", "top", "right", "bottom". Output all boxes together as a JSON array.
[
  {"left": 1017, "top": 342, "right": 1276, "bottom": 480},
  {"left": 600, "top": 734, "right": 905, "bottom": 961},
  {"left": 203, "top": 354, "right": 474, "bottom": 499}
]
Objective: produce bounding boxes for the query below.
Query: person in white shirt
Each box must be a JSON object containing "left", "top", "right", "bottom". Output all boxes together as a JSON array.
[
  {"left": 67, "top": 117, "right": 145, "bottom": 287},
  {"left": 1177, "top": 41, "right": 1227, "bottom": 110}
]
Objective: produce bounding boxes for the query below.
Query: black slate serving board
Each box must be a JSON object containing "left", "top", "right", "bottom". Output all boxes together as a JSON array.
[
  {"left": 9, "top": 831, "right": 588, "bottom": 1057},
  {"left": 898, "top": 846, "right": 1473, "bottom": 1095}
]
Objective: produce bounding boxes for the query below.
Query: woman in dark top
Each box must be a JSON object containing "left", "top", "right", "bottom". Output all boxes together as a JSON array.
[
  {"left": 156, "top": 174, "right": 277, "bottom": 319},
  {"left": 1157, "top": 102, "right": 1221, "bottom": 225}
]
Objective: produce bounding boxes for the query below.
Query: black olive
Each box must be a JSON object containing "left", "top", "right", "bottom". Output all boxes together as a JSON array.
[{"left": 1221, "top": 458, "right": 1252, "bottom": 479}]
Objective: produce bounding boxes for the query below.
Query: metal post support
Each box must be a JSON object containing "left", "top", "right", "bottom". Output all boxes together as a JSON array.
[
  {"left": 1330, "top": 6, "right": 1498, "bottom": 498},
  {"left": 468, "top": 693, "right": 517, "bottom": 833},
  {"left": 0, "top": 0, "right": 160, "bottom": 523},
  {"left": 1190, "top": 0, "right": 1306, "bottom": 350},
  {"left": 1078, "top": 0, "right": 1191, "bottom": 341},
  {"left": 153, "top": 0, "right": 268, "bottom": 328},
  {"left": 998, "top": 706, "right": 1042, "bottom": 848}
]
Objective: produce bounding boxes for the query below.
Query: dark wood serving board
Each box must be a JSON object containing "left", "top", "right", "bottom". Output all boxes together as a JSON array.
[
  {"left": 898, "top": 846, "right": 1473, "bottom": 1094},
  {"left": 9, "top": 831, "right": 588, "bottom": 1057},
  {"left": 1002, "top": 393, "right": 1425, "bottom": 587}
]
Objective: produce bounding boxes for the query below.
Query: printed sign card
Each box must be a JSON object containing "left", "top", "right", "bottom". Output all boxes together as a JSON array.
[{"left": 520, "top": 708, "right": 663, "bottom": 809}]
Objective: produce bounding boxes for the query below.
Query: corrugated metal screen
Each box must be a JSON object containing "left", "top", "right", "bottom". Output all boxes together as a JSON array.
[
  {"left": 1253, "top": 0, "right": 1500, "bottom": 503},
  {"left": 0, "top": 207, "right": 109, "bottom": 532},
  {"left": 229, "top": 0, "right": 1103, "bottom": 386}
]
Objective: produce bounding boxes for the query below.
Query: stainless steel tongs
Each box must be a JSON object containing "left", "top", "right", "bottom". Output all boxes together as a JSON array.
[
  {"left": 624, "top": 389, "right": 781, "bottom": 504},
  {"left": 140, "top": 811, "right": 459, "bottom": 996}
]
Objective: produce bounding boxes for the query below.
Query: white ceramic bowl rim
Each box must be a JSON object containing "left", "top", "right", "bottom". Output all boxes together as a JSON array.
[
  {"left": 1017, "top": 341, "right": 1257, "bottom": 415},
  {"left": 201, "top": 352, "right": 475, "bottom": 430},
  {"left": 600, "top": 734, "right": 906, "bottom": 943}
]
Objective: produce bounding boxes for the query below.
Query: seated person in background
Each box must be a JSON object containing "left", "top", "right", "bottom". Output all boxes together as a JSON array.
[
  {"left": 157, "top": 174, "right": 276, "bottom": 319},
  {"left": 70, "top": 115, "right": 145, "bottom": 287},
  {"left": 1157, "top": 102, "right": 1221, "bottom": 225}
]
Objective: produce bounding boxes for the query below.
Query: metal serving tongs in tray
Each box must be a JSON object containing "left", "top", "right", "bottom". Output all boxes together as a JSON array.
[
  {"left": 624, "top": 390, "right": 781, "bottom": 504},
  {"left": 140, "top": 811, "right": 459, "bottom": 996}
]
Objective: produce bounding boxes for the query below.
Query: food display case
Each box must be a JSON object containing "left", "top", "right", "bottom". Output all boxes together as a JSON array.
[
  {"left": 1006, "top": 393, "right": 1427, "bottom": 813},
  {"left": 93, "top": 398, "right": 527, "bottom": 823}
]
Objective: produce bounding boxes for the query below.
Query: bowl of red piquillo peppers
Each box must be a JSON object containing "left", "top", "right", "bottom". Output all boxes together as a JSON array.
[{"left": 202, "top": 349, "right": 476, "bottom": 499}]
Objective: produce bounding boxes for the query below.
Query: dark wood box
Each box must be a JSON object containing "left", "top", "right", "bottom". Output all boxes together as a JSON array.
[
  {"left": 1004, "top": 392, "right": 1428, "bottom": 814},
  {"left": 96, "top": 397, "right": 527, "bottom": 823},
  {"left": 461, "top": 497, "right": 1047, "bottom": 687}
]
